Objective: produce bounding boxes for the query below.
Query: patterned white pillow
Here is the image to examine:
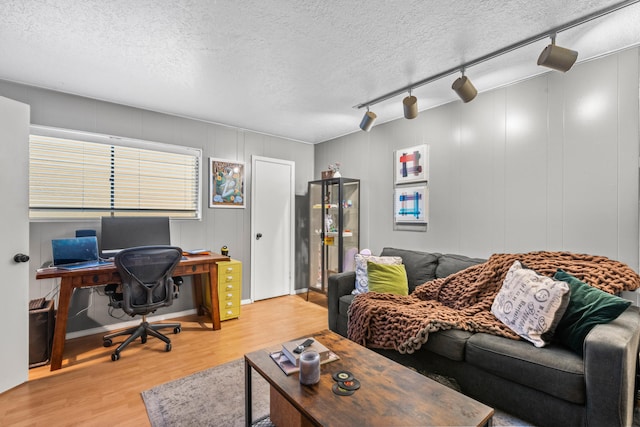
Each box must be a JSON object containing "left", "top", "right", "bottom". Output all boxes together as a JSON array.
[
  {"left": 491, "top": 260, "right": 570, "bottom": 347},
  {"left": 353, "top": 254, "right": 403, "bottom": 294}
]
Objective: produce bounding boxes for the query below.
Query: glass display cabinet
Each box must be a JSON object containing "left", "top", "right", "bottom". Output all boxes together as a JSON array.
[{"left": 308, "top": 177, "right": 360, "bottom": 293}]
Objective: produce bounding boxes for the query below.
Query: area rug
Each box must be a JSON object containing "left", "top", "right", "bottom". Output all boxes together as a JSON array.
[
  {"left": 142, "top": 357, "right": 536, "bottom": 426},
  {"left": 419, "top": 372, "right": 534, "bottom": 427},
  {"left": 141, "top": 358, "right": 271, "bottom": 427}
]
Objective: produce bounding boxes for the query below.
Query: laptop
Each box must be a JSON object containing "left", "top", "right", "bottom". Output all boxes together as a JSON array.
[{"left": 52, "top": 236, "right": 111, "bottom": 270}]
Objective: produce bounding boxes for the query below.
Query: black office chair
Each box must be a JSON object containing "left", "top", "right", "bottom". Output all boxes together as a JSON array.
[{"left": 103, "top": 246, "right": 183, "bottom": 361}]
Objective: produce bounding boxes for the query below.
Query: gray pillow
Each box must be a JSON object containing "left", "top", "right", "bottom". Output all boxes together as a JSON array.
[
  {"left": 492, "top": 261, "right": 570, "bottom": 347},
  {"left": 436, "top": 254, "right": 486, "bottom": 279},
  {"left": 380, "top": 247, "right": 441, "bottom": 292}
]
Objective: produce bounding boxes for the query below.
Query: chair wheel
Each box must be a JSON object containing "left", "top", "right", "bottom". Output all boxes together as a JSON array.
[
  {"left": 141, "top": 335, "right": 147, "bottom": 344},
  {"left": 111, "top": 353, "right": 120, "bottom": 361},
  {"left": 103, "top": 339, "right": 112, "bottom": 347},
  {"left": 174, "top": 326, "right": 181, "bottom": 334},
  {"left": 165, "top": 343, "right": 172, "bottom": 352}
]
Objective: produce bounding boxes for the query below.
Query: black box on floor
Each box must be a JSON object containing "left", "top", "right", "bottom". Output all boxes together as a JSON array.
[{"left": 29, "top": 299, "right": 55, "bottom": 368}]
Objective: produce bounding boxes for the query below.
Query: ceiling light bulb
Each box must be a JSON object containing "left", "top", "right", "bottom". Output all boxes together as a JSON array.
[
  {"left": 537, "top": 42, "right": 578, "bottom": 72},
  {"left": 452, "top": 75, "right": 477, "bottom": 103},
  {"left": 403, "top": 95, "right": 418, "bottom": 119},
  {"left": 359, "top": 110, "right": 377, "bottom": 132}
]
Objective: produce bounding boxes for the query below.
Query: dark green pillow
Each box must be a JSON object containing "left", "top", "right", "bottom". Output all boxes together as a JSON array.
[
  {"left": 553, "top": 269, "right": 631, "bottom": 356},
  {"left": 367, "top": 261, "right": 409, "bottom": 295}
]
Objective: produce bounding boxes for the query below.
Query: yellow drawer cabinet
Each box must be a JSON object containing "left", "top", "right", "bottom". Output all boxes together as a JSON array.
[{"left": 205, "top": 259, "right": 242, "bottom": 321}]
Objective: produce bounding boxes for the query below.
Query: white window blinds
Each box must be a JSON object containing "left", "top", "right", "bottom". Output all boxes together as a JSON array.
[{"left": 29, "top": 127, "right": 201, "bottom": 219}]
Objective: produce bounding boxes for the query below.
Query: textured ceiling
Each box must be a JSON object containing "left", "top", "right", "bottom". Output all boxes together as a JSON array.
[{"left": 0, "top": 1, "right": 639, "bottom": 144}]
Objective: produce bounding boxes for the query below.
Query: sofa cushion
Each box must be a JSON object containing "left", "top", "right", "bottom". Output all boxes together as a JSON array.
[
  {"left": 380, "top": 247, "right": 441, "bottom": 293},
  {"left": 423, "top": 329, "right": 473, "bottom": 362},
  {"left": 354, "top": 254, "right": 403, "bottom": 294},
  {"left": 339, "top": 294, "right": 356, "bottom": 318},
  {"left": 491, "top": 261, "right": 570, "bottom": 347},
  {"left": 435, "top": 254, "right": 486, "bottom": 279},
  {"left": 367, "top": 261, "right": 408, "bottom": 295},
  {"left": 466, "top": 333, "right": 585, "bottom": 404},
  {"left": 553, "top": 269, "right": 632, "bottom": 356}
]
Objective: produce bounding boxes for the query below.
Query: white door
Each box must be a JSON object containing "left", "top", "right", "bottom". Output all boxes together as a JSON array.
[
  {"left": 251, "top": 156, "right": 294, "bottom": 301},
  {"left": 0, "top": 96, "right": 30, "bottom": 393}
]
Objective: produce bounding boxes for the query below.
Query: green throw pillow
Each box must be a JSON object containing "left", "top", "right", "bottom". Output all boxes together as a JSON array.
[
  {"left": 367, "top": 261, "right": 408, "bottom": 295},
  {"left": 553, "top": 269, "right": 631, "bottom": 356}
]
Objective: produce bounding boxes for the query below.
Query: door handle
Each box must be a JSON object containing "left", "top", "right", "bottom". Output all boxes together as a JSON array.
[
  {"left": 256, "top": 233, "right": 262, "bottom": 240},
  {"left": 13, "top": 253, "right": 29, "bottom": 263}
]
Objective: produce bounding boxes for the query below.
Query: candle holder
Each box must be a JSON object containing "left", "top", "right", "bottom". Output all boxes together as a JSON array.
[{"left": 299, "top": 350, "right": 320, "bottom": 385}]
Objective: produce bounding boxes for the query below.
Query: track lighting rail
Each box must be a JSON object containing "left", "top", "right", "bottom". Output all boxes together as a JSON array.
[{"left": 354, "top": 0, "right": 639, "bottom": 110}]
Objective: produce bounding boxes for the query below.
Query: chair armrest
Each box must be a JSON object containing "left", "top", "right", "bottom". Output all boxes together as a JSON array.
[
  {"left": 327, "top": 271, "right": 356, "bottom": 332},
  {"left": 584, "top": 305, "right": 640, "bottom": 427}
]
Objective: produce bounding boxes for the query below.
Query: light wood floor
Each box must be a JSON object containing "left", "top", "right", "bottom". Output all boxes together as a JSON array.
[{"left": 1, "top": 294, "right": 328, "bottom": 426}]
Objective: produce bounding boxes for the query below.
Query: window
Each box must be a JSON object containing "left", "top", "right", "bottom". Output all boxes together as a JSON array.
[{"left": 29, "top": 126, "right": 201, "bottom": 219}]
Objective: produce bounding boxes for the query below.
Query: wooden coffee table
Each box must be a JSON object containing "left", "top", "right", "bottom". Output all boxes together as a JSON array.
[{"left": 244, "top": 330, "right": 493, "bottom": 427}]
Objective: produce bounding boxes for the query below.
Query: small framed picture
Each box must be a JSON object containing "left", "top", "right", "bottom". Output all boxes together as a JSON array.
[
  {"left": 394, "top": 184, "right": 428, "bottom": 224},
  {"left": 394, "top": 144, "right": 429, "bottom": 184},
  {"left": 209, "top": 158, "right": 245, "bottom": 208}
]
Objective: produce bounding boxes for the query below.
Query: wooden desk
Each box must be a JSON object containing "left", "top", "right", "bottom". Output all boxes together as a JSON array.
[{"left": 36, "top": 253, "right": 230, "bottom": 371}]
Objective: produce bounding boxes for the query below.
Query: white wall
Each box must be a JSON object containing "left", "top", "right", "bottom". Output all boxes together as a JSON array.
[
  {"left": 2, "top": 46, "right": 638, "bottom": 333},
  {"left": 0, "top": 80, "right": 314, "bottom": 333},
  {"left": 315, "top": 48, "right": 640, "bottom": 278}
]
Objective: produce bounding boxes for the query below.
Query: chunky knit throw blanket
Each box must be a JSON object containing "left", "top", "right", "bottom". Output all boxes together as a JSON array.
[{"left": 347, "top": 251, "right": 640, "bottom": 354}]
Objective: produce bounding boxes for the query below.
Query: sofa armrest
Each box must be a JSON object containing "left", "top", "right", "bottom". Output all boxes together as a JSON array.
[
  {"left": 584, "top": 305, "right": 640, "bottom": 427},
  {"left": 327, "top": 271, "right": 356, "bottom": 332}
]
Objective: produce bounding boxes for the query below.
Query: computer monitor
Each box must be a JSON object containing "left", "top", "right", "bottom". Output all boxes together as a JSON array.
[{"left": 100, "top": 216, "right": 170, "bottom": 257}]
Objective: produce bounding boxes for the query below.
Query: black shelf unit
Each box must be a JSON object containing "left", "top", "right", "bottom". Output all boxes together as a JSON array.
[{"left": 308, "top": 177, "right": 360, "bottom": 293}]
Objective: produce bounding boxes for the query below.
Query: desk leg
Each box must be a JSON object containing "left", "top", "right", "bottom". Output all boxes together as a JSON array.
[
  {"left": 193, "top": 272, "right": 205, "bottom": 316},
  {"left": 50, "top": 277, "right": 73, "bottom": 371},
  {"left": 193, "top": 264, "right": 221, "bottom": 331},
  {"left": 208, "top": 263, "right": 221, "bottom": 331},
  {"left": 245, "top": 357, "right": 252, "bottom": 427}
]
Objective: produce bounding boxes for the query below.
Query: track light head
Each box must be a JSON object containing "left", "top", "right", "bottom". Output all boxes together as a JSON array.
[
  {"left": 403, "top": 94, "right": 418, "bottom": 119},
  {"left": 359, "top": 109, "right": 377, "bottom": 132},
  {"left": 452, "top": 75, "right": 477, "bottom": 103},
  {"left": 537, "top": 37, "right": 578, "bottom": 72}
]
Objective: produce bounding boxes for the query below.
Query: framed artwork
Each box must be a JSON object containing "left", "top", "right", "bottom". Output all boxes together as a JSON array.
[
  {"left": 394, "top": 184, "right": 428, "bottom": 224},
  {"left": 209, "top": 158, "right": 245, "bottom": 208},
  {"left": 394, "top": 144, "right": 429, "bottom": 184}
]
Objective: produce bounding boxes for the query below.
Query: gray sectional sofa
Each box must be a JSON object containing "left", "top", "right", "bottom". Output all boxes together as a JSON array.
[{"left": 327, "top": 247, "right": 640, "bottom": 427}]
